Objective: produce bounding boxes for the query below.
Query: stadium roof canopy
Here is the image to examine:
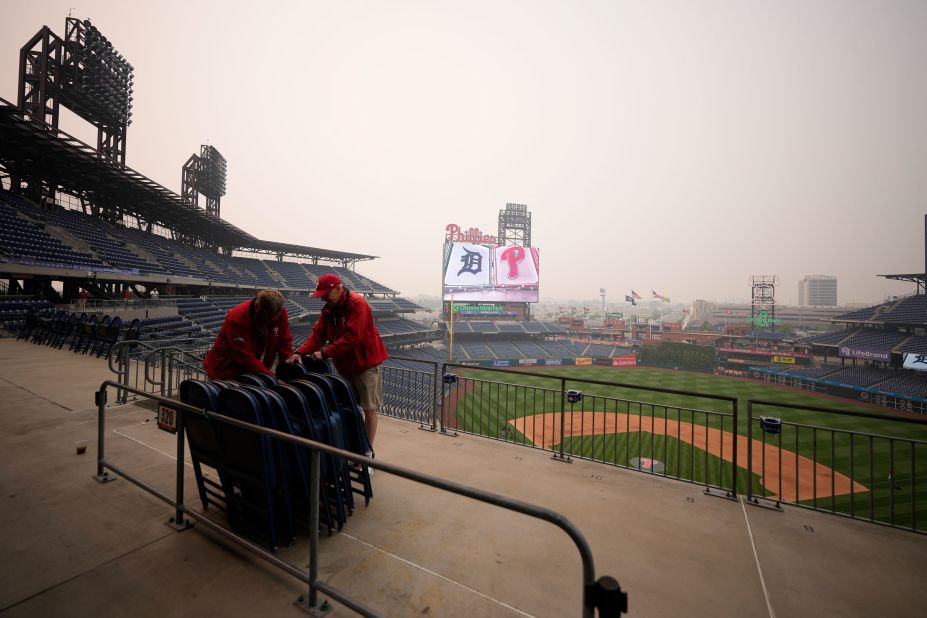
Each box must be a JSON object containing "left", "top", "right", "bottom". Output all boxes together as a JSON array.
[
  {"left": 0, "top": 98, "right": 375, "bottom": 263},
  {"left": 879, "top": 273, "right": 926, "bottom": 294}
]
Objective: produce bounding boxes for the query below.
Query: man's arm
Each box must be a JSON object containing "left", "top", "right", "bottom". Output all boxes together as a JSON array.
[
  {"left": 320, "top": 304, "right": 365, "bottom": 359},
  {"left": 295, "top": 316, "right": 328, "bottom": 357}
]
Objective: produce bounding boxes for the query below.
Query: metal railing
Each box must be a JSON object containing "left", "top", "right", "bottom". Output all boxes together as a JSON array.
[
  {"left": 108, "top": 339, "right": 212, "bottom": 403},
  {"left": 436, "top": 363, "right": 740, "bottom": 497},
  {"left": 93, "top": 381, "right": 627, "bottom": 617},
  {"left": 747, "top": 399, "right": 927, "bottom": 533},
  {"left": 381, "top": 357, "right": 441, "bottom": 429}
]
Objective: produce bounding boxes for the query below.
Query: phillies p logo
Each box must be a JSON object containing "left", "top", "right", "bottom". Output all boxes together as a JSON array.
[{"left": 500, "top": 247, "right": 525, "bottom": 279}]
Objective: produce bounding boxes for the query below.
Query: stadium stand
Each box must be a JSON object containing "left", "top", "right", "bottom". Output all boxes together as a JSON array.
[{"left": 877, "top": 373, "right": 927, "bottom": 398}]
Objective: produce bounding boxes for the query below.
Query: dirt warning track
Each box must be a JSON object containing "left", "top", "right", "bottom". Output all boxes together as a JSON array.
[{"left": 509, "top": 412, "right": 869, "bottom": 502}]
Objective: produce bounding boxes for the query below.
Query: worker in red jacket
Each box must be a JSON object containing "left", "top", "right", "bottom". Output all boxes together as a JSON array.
[
  {"left": 287, "top": 274, "right": 388, "bottom": 455},
  {"left": 204, "top": 290, "right": 295, "bottom": 380}
]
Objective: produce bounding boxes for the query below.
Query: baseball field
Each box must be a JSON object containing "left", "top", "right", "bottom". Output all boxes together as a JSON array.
[{"left": 446, "top": 365, "right": 927, "bottom": 531}]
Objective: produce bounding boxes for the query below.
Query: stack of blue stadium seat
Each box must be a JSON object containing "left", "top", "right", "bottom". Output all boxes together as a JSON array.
[{"left": 179, "top": 370, "right": 373, "bottom": 549}]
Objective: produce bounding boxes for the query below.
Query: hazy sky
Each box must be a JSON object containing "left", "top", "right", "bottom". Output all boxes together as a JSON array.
[{"left": 2, "top": 1, "right": 925, "bottom": 304}]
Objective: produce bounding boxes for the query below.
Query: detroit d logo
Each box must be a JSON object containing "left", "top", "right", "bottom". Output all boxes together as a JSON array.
[{"left": 457, "top": 247, "right": 483, "bottom": 277}]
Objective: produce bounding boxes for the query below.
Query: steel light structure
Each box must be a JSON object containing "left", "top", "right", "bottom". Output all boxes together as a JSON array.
[{"left": 182, "top": 145, "right": 228, "bottom": 218}]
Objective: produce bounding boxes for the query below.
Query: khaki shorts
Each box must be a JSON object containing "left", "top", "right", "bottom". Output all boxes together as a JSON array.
[{"left": 348, "top": 364, "right": 383, "bottom": 410}]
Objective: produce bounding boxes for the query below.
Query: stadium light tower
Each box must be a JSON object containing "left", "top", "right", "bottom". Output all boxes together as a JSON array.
[
  {"left": 498, "top": 202, "right": 532, "bottom": 247},
  {"left": 181, "top": 145, "right": 228, "bottom": 217},
  {"left": 750, "top": 275, "right": 778, "bottom": 338},
  {"left": 600, "top": 288, "right": 606, "bottom": 314}
]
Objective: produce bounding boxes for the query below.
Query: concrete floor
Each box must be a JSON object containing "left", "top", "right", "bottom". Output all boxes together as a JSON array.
[{"left": 1, "top": 338, "right": 926, "bottom": 617}]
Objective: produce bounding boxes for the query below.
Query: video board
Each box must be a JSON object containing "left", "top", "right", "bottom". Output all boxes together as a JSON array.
[{"left": 442, "top": 242, "right": 540, "bottom": 303}]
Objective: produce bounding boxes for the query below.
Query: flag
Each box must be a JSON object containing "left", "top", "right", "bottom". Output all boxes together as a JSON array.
[
  {"left": 631, "top": 290, "right": 642, "bottom": 299},
  {"left": 625, "top": 295, "right": 636, "bottom": 306},
  {"left": 664, "top": 296, "right": 671, "bottom": 304},
  {"left": 651, "top": 290, "right": 659, "bottom": 298}
]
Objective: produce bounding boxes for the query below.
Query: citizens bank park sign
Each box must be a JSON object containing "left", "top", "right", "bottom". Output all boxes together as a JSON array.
[{"left": 445, "top": 223, "right": 497, "bottom": 244}]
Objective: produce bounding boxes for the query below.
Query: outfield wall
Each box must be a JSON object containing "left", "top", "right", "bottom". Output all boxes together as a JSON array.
[
  {"left": 751, "top": 366, "right": 927, "bottom": 415},
  {"left": 455, "top": 354, "right": 637, "bottom": 369}
]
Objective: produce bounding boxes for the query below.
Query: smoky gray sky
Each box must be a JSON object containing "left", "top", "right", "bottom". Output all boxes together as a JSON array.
[{"left": 2, "top": 0, "right": 926, "bottom": 305}]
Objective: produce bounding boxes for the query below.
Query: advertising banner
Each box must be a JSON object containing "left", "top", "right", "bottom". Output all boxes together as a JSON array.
[
  {"left": 542, "top": 358, "right": 563, "bottom": 366},
  {"left": 575, "top": 357, "right": 593, "bottom": 366},
  {"left": 839, "top": 347, "right": 890, "bottom": 362},
  {"left": 903, "top": 353, "right": 927, "bottom": 372},
  {"left": 772, "top": 356, "right": 796, "bottom": 364},
  {"left": 611, "top": 354, "right": 637, "bottom": 367},
  {"left": 492, "top": 359, "right": 512, "bottom": 368},
  {"left": 518, "top": 358, "right": 538, "bottom": 366},
  {"left": 443, "top": 242, "right": 540, "bottom": 303}
]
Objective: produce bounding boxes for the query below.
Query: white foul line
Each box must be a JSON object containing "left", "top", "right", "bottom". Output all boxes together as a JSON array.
[
  {"left": 741, "top": 497, "right": 776, "bottom": 618},
  {"left": 342, "top": 533, "right": 538, "bottom": 618}
]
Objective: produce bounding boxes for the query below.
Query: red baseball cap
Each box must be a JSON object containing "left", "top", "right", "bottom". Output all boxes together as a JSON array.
[{"left": 312, "top": 273, "right": 341, "bottom": 297}]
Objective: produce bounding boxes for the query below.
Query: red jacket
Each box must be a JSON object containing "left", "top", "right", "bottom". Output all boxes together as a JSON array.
[
  {"left": 296, "top": 289, "right": 388, "bottom": 376},
  {"left": 204, "top": 299, "right": 294, "bottom": 379}
]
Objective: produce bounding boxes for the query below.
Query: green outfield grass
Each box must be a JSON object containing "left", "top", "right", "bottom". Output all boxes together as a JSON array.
[{"left": 449, "top": 365, "right": 927, "bottom": 531}]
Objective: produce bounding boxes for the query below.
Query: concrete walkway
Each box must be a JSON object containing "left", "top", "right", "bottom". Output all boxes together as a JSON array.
[{"left": 1, "top": 338, "right": 925, "bottom": 617}]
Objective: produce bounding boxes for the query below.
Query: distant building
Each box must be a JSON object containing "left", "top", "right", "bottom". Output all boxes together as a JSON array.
[{"left": 798, "top": 275, "right": 837, "bottom": 307}]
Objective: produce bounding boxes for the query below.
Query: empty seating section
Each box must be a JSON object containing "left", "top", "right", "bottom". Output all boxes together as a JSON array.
[
  {"left": 880, "top": 296, "right": 927, "bottom": 323},
  {"left": 0, "top": 201, "right": 102, "bottom": 269},
  {"left": 513, "top": 342, "right": 547, "bottom": 358},
  {"left": 141, "top": 316, "right": 203, "bottom": 340},
  {"left": 540, "top": 341, "right": 577, "bottom": 357},
  {"left": 584, "top": 343, "right": 615, "bottom": 357},
  {"left": 25, "top": 206, "right": 167, "bottom": 275},
  {"left": 784, "top": 364, "right": 842, "bottom": 379},
  {"left": 488, "top": 342, "right": 523, "bottom": 358},
  {"left": 839, "top": 329, "right": 908, "bottom": 351},
  {"left": 265, "top": 261, "right": 316, "bottom": 289},
  {"left": 1, "top": 191, "right": 400, "bottom": 294},
  {"left": 118, "top": 226, "right": 205, "bottom": 279},
  {"left": 230, "top": 257, "right": 278, "bottom": 288},
  {"left": 177, "top": 298, "right": 227, "bottom": 332},
  {"left": 833, "top": 305, "right": 887, "bottom": 321},
  {"left": 459, "top": 343, "right": 493, "bottom": 359},
  {"left": 897, "top": 336, "right": 927, "bottom": 354},
  {"left": 795, "top": 328, "right": 856, "bottom": 347},
  {"left": 825, "top": 366, "right": 890, "bottom": 387},
  {"left": 497, "top": 322, "right": 526, "bottom": 334},
  {"left": 877, "top": 374, "right": 927, "bottom": 398}
]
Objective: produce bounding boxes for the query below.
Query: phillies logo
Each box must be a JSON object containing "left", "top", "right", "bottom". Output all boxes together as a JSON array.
[{"left": 500, "top": 246, "right": 525, "bottom": 279}]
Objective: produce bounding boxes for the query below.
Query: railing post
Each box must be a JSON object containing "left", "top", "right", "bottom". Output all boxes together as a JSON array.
[
  {"left": 552, "top": 378, "right": 572, "bottom": 463},
  {"left": 296, "top": 447, "right": 331, "bottom": 615},
  {"left": 439, "top": 363, "right": 447, "bottom": 434},
  {"left": 169, "top": 409, "right": 191, "bottom": 531},
  {"left": 431, "top": 361, "right": 439, "bottom": 431},
  {"left": 159, "top": 349, "right": 167, "bottom": 397},
  {"left": 116, "top": 344, "right": 128, "bottom": 404},
  {"left": 731, "top": 398, "right": 738, "bottom": 499},
  {"left": 94, "top": 388, "right": 115, "bottom": 483},
  {"left": 746, "top": 401, "right": 754, "bottom": 504}
]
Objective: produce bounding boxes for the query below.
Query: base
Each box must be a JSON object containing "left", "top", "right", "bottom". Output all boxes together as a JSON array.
[{"left": 294, "top": 595, "right": 333, "bottom": 617}]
